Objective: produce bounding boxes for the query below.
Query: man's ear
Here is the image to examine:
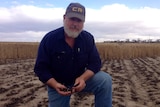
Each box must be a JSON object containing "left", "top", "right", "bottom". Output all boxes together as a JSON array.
[{"left": 63, "top": 15, "right": 66, "bottom": 20}]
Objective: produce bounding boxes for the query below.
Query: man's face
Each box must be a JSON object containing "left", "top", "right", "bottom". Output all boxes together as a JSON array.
[{"left": 63, "top": 15, "right": 84, "bottom": 38}]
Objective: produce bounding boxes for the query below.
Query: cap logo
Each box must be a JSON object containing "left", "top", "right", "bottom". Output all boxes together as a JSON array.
[
  {"left": 72, "top": 7, "right": 83, "bottom": 13},
  {"left": 65, "top": 3, "right": 85, "bottom": 21}
]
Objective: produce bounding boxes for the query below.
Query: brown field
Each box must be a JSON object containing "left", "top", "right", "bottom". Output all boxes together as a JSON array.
[
  {"left": 0, "top": 42, "right": 39, "bottom": 64},
  {"left": 0, "top": 42, "right": 160, "bottom": 107},
  {"left": 96, "top": 43, "right": 160, "bottom": 60}
]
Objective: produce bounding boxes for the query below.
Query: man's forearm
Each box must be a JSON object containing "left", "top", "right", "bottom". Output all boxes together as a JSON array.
[
  {"left": 79, "top": 69, "right": 95, "bottom": 81},
  {"left": 46, "top": 78, "right": 58, "bottom": 88}
]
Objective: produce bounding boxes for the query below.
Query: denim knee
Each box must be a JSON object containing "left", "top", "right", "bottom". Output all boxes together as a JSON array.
[{"left": 98, "top": 71, "right": 112, "bottom": 88}]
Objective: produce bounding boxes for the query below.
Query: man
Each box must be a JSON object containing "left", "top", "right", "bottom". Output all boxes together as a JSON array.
[{"left": 34, "top": 2, "right": 112, "bottom": 107}]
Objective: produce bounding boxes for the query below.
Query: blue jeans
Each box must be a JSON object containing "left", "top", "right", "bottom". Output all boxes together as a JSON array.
[{"left": 47, "top": 71, "right": 112, "bottom": 107}]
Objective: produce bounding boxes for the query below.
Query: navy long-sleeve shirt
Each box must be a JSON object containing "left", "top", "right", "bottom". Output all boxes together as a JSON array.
[{"left": 34, "top": 27, "right": 101, "bottom": 85}]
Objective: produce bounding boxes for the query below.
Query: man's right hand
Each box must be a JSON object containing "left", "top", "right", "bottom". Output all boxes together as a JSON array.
[
  {"left": 46, "top": 78, "right": 72, "bottom": 96},
  {"left": 55, "top": 83, "right": 72, "bottom": 96}
]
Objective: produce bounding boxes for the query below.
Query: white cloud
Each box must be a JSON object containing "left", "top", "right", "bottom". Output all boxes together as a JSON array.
[
  {"left": 86, "top": 4, "right": 160, "bottom": 25},
  {"left": 0, "top": 31, "right": 46, "bottom": 42},
  {"left": 29, "top": 1, "right": 35, "bottom": 4},
  {"left": 0, "top": 4, "right": 160, "bottom": 42},
  {"left": 11, "top": 1, "right": 19, "bottom": 5},
  {"left": 45, "top": 3, "right": 54, "bottom": 7},
  {"left": 0, "top": 5, "right": 64, "bottom": 22}
]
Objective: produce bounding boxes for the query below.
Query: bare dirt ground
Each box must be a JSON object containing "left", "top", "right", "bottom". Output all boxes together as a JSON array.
[{"left": 0, "top": 57, "right": 160, "bottom": 107}]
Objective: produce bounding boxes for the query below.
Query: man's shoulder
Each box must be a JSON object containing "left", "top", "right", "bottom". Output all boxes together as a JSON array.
[
  {"left": 40, "top": 27, "right": 64, "bottom": 45},
  {"left": 46, "top": 27, "right": 64, "bottom": 38},
  {"left": 80, "top": 30, "right": 94, "bottom": 41},
  {"left": 43, "top": 27, "right": 64, "bottom": 40},
  {"left": 81, "top": 30, "right": 93, "bottom": 36}
]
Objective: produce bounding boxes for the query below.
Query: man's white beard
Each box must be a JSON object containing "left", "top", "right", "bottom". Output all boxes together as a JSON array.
[{"left": 64, "top": 24, "right": 82, "bottom": 38}]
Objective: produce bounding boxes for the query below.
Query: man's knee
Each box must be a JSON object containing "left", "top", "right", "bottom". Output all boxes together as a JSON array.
[
  {"left": 97, "top": 71, "right": 112, "bottom": 87},
  {"left": 97, "top": 71, "right": 112, "bottom": 81}
]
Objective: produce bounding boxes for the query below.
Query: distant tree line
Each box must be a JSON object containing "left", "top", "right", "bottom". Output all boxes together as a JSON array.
[{"left": 104, "top": 39, "right": 160, "bottom": 43}]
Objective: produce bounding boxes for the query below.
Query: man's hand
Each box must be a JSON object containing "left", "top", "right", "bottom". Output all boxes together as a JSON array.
[
  {"left": 46, "top": 78, "right": 72, "bottom": 96},
  {"left": 72, "top": 77, "right": 86, "bottom": 93},
  {"left": 55, "top": 83, "right": 72, "bottom": 96},
  {"left": 72, "top": 69, "right": 94, "bottom": 93}
]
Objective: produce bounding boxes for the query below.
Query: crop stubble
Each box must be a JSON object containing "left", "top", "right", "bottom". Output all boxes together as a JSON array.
[{"left": 0, "top": 57, "right": 160, "bottom": 107}]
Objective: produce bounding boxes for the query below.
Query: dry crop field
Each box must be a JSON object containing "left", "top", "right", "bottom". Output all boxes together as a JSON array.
[
  {"left": 0, "top": 42, "right": 38, "bottom": 64},
  {"left": 0, "top": 42, "right": 160, "bottom": 107}
]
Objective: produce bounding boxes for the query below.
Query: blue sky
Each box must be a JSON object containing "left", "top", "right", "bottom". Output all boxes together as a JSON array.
[
  {"left": 1, "top": 0, "right": 160, "bottom": 8},
  {"left": 0, "top": 0, "right": 160, "bottom": 42}
]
